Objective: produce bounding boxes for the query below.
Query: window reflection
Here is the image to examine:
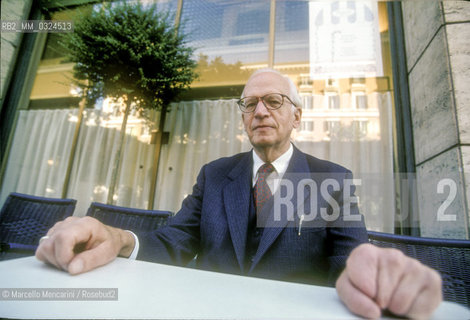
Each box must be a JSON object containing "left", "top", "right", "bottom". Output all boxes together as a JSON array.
[
  {"left": 182, "top": 0, "right": 270, "bottom": 70},
  {"left": 274, "top": 1, "right": 309, "bottom": 64},
  {"left": 23, "top": 0, "right": 397, "bottom": 230}
]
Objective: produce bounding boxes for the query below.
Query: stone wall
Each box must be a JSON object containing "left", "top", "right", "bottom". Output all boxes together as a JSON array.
[
  {"left": 402, "top": 1, "right": 470, "bottom": 238},
  {"left": 0, "top": 0, "right": 33, "bottom": 105}
]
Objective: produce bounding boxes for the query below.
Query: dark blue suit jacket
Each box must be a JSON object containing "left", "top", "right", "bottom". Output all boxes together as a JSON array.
[{"left": 137, "top": 146, "right": 368, "bottom": 285}]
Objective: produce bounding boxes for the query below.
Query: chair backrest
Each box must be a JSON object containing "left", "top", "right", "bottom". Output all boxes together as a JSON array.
[
  {"left": 368, "top": 230, "right": 470, "bottom": 309},
  {"left": 0, "top": 192, "right": 76, "bottom": 259},
  {"left": 86, "top": 202, "right": 172, "bottom": 233}
]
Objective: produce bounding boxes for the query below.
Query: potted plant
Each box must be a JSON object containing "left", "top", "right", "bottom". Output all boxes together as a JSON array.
[{"left": 63, "top": 1, "right": 197, "bottom": 206}]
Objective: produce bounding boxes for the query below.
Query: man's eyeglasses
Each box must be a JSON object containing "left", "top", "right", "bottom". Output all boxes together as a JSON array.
[{"left": 237, "top": 93, "right": 296, "bottom": 113}]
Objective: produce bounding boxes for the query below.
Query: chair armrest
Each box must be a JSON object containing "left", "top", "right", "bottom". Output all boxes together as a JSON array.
[{"left": 0, "top": 242, "right": 38, "bottom": 252}]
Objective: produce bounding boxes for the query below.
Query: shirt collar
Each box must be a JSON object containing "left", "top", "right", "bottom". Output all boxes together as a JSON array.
[{"left": 252, "top": 143, "right": 294, "bottom": 185}]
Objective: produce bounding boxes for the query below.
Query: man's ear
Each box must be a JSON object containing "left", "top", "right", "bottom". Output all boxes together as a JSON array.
[{"left": 292, "top": 107, "right": 302, "bottom": 129}]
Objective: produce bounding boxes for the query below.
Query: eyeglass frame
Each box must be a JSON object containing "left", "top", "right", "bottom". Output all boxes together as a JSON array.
[{"left": 237, "top": 93, "right": 297, "bottom": 113}]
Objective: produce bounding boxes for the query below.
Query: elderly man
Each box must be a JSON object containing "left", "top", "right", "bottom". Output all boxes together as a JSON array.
[{"left": 36, "top": 69, "right": 442, "bottom": 318}]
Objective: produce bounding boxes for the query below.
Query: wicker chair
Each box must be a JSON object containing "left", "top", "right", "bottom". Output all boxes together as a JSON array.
[
  {"left": 0, "top": 192, "right": 76, "bottom": 260},
  {"left": 85, "top": 202, "right": 172, "bottom": 233},
  {"left": 368, "top": 230, "right": 470, "bottom": 308}
]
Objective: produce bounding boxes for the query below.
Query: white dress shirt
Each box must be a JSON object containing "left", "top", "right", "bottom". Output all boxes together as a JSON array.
[{"left": 126, "top": 230, "right": 139, "bottom": 260}]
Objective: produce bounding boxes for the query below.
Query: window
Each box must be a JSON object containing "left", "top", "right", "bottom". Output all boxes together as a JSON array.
[
  {"left": 355, "top": 94, "right": 368, "bottom": 109},
  {"left": 181, "top": 0, "right": 270, "bottom": 89},
  {"left": 353, "top": 120, "right": 368, "bottom": 138},
  {"left": 323, "top": 120, "right": 341, "bottom": 139},
  {"left": 328, "top": 95, "right": 340, "bottom": 110},
  {"left": 301, "top": 120, "right": 314, "bottom": 132},
  {"left": 21, "top": 0, "right": 397, "bottom": 231}
]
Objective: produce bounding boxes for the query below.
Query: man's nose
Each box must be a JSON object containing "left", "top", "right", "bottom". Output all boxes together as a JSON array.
[{"left": 253, "top": 99, "right": 270, "bottom": 117}]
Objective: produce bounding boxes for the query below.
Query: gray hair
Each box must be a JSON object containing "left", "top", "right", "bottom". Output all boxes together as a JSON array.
[{"left": 242, "top": 68, "right": 303, "bottom": 110}]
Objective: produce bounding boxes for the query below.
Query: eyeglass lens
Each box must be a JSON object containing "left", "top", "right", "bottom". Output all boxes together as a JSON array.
[{"left": 241, "top": 93, "right": 284, "bottom": 111}]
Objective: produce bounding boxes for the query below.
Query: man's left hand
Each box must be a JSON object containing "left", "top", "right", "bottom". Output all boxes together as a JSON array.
[{"left": 336, "top": 243, "right": 442, "bottom": 319}]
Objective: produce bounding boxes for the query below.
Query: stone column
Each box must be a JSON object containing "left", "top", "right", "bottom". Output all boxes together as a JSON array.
[
  {"left": 0, "top": 0, "right": 33, "bottom": 105},
  {"left": 402, "top": 1, "right": 470, "bottom": 238}
]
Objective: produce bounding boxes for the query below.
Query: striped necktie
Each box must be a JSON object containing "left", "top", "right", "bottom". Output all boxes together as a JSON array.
[{"left": 254, "top": 163, "right": 275, "bottom": 212}]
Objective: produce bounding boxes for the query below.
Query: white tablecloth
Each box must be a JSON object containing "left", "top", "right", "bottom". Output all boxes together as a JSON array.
[{"left": 0, "top": 257, "right": 469, "bottom": 319}]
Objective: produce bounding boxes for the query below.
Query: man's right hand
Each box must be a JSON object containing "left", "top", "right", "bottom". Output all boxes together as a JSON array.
[{"left": 35, "top": 216, "right": 135, "bottom": 275}]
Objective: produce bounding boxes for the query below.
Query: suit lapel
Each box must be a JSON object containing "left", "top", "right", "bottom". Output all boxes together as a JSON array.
[
  {"left": 250, "top": 146, "right": 310, "bottom": 272},
  {"left": 223, "top": 151, "right": 253, "bottom": 271}
]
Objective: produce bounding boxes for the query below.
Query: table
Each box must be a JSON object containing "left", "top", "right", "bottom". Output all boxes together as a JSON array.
[{"left": 0, "top": 257, "right": 469, "bottom": 319}]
